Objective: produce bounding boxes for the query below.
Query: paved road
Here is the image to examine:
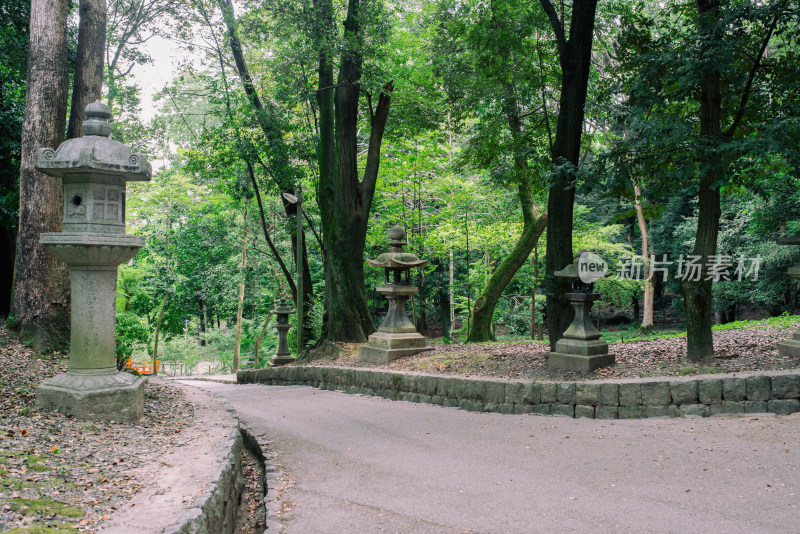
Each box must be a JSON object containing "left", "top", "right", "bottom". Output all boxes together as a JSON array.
[{"left": 187, "top": 382, "right": 800, "bottom": 533}]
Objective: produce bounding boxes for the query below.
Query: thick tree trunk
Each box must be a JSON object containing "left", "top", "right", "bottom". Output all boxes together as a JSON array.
[
  {"left": 540, "top": 0, "right": 598, "bottom": 350},
  {"left": 467, "top": 182, "right": 547, "bottom": 342},
  {"left": 316, "top": 0, "right": 392, "bottom": 342},
  {"left": 633, "top": 183, "right": 654, "bottom": 329},
  {"left": 681, "top": 0, "right": 723, "bottom": 361},
  {"left": 12, "top": 0, "right": 70, "bottom": 351},
  {"left": 67, "top": 0, "right": 106, "bottom": 140}
]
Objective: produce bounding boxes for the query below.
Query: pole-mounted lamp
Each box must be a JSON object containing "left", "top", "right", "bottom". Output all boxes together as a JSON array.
[{"left": 282, "top": 185, "right": 303, "bottom": 356}]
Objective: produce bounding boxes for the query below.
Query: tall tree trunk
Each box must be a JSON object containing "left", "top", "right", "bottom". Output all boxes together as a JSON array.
[
  {"left": 67, "top": 0, "right": 106, "bottom": 140},
  {"left": 12, "top": 0, "right": 70, "bottom": 351},
  {"left": 681, "top": 0, "right": 723, "bottom": 361},
  {"left": 0, "top": 228, "right": 15, "bottom": 317},
  {"left": 217, "top": 0, "right": 314, "bottom": 326},
  {"left": 233, "top": 200, "right": 248, "bottom": 374},
  {"left": 540, "top": 0, "right": 598, "bottom": 350},
  {"left": 449, "top": 247, "right": 455, "bottom": 330},
  {"left": 316, "top": 0, "right": 392, "bottom": 342},
  {"left": 633, "top": 183, "right": 654, "bottom": 330},
  {"left": 467, "top": 182, "right": 547, "bottom": 342},
  {"left": 152, "top": 294, "right": 167, "bottom": 375},
  {"left": 467, "top": 83, "right": 548, "bottom": 343}
]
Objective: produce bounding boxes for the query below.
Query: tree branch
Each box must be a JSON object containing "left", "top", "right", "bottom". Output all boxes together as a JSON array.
[
  {"left": 358, "top": 80, "right": 393, "bottom": 220},
  {"left": 724, "top": 0, "right": 786, "bottom": 139},
  {"left": 539, "top": 0, "right": 565, "bottom": 61}
]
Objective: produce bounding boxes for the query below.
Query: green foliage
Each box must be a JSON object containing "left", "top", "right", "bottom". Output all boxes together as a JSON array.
[
  {"left": 0, "top": 0, "right": 28, "bottom": 234},
  {"left": 47, "top": 0, "right": 797, "bottom": 354},
  {"left": 116, "top": 311, "right": 150, "bottom": 361}
]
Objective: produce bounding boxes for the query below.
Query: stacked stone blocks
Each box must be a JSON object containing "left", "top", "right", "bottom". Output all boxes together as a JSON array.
[{"left": 238, "top": 367, "right": 800, "bottom": 419}]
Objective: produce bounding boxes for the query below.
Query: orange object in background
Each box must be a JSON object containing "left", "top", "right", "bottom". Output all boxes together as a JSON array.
[{"left": 126, "top": 357, "right": 160, "bottom": 375}]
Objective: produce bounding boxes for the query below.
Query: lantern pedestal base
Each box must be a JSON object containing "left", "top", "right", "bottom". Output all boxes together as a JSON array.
[
  {"left": 270, "top": 355, "right": 296, "bottom": 366},
  {"left": 36, "top": 371, "right": 144, "bottom": 422},
  {"left": 778, "top": 331, "right": 800, "bottom": 357},
  {"left": 358, "top": 332, "right": 433, "bottom": 364},
  {"left": 546, "top": 291, "right": 614, "bottom": 373},
  {"left": 547, "top": 351, "right": 616, "bottom": 373}
]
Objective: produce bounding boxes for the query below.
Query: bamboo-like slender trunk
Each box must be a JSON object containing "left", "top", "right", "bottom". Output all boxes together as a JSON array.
[
  {"left": 233, "top": 200, "right": 249, "bottom": 374},
  {"left": 633, "top": 183, "right": 654, "bottom": 330}
]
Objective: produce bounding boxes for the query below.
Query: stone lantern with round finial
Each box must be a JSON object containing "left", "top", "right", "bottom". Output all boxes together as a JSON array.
[
  {"left": 34, "top": 100, "right": 150, "bottom": 422},
  {"left": 270, "top": 297, "right": 296, "bottom": 366},
  {"left": 358, "top": 225, "right": 433, "bottom": 363},
  {"left": 546, "top": 251, "right": 615, "bottom": 373}
]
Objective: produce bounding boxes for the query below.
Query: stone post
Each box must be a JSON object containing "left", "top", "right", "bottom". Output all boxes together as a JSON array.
[
  {"left": 547, "top": 253, "right": 615, "bottom": 373},
  {"left": 777, "top": 236, "right": 800, "bottom": 356},
  {"left": 271, "top": 298, "right": 295, "bottom": 366},
  {"left": 34, "top": 101, "right": 150, "bottom": 422}
]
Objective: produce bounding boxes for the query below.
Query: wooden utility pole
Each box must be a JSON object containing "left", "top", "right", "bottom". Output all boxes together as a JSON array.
[{"left": 296, "top": 184, "right": 303, "bottom": 356}]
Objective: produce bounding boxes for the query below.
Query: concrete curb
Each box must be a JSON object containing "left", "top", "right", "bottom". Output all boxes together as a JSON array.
[
  {"left": 100, "top": 382, "right": 245, "bottom": 534},
  {"left": 238, "top": 366, "right": 800, "bottom": 419}
]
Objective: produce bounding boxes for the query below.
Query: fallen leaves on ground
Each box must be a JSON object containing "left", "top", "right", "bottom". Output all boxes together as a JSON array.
[
  {"left": 0, "top": 327, "right": 195, "bottom": 533},
  {"left": 302, "top": 325, "right": 800, "bottom": 382}
]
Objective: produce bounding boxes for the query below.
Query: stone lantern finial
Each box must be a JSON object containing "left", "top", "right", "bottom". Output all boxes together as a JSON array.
[{"left": 82, "top": 100, "right": 112, "bottom": 137}]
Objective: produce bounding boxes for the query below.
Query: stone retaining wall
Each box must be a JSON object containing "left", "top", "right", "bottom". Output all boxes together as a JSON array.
[
  {"left": 238, "top": 366, "right": 800, "bottom": 419},
  {"left": 101, "top": 384, "right": 245, "bottom": 534},
  {"left": 165, "top": 400, "right": 244, "bottom": 534}
]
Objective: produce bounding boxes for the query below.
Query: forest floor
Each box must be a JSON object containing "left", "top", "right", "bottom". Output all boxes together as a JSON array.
[
  {"left": 0, "top": 327, "right": 264, "bottom": 534},
  {"left": 303, "top": 318, "right": 800, "bottom": 382}
]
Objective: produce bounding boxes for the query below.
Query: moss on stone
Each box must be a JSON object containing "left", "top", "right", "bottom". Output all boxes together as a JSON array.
[{"left": 8, "top": 498, "right": 85, "bottom": 518}]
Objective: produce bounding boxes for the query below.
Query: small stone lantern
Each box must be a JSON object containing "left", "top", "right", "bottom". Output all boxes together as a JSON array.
[
  {"left": 34, "top": 101, "right": 150, "bottom": 422},
  {"left": 358, "top": 225, "right": 433, "bottom": 363},
  {"left": 271, "top": 298, "right": 295, "bottom": 366},
  {"left": 777, "top": 234, "right": 800, "bottom": 356},
  {"left": 547, "top": 252, "right": 615, "bottom": 373}
]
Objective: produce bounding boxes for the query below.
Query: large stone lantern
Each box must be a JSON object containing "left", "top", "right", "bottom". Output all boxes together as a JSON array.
[
  {"left": 358, "top": 225, "right": 433, "bottom": 363},
  {"left": 777, "top": 234, "right": 800, "bottom": 356},
  {"left": 547, "top": 252, "right": 615, "bottom": 373},
  {"left": 34, "top": 101, "right": 150, "bottom": 422},
  {"left": 270, "top": 298, "right": 295, "bottom": 366}
]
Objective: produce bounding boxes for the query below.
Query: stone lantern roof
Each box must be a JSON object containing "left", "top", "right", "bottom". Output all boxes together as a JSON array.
[
  {"left": 35, "top": 101, "right": 150, "bottom": 236},
  {"left": 34, "top": 100, "right": 151, "bottom": 181},
  {"left": 366, "top": 225, "right": 428, "bottom": 270}
]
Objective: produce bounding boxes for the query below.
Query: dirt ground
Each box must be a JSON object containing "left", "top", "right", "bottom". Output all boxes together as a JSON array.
[
  {"left": 0, "top": 327, "right": 264, "bottom": 533},
  {"left": 300, "top": 322, "right": 800, "bottom": 382}
]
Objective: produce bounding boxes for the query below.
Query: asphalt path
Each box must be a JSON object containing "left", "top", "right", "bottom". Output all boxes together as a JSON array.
[{"left": 186, "top": 381, "right": 800, "bottom": 533}]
